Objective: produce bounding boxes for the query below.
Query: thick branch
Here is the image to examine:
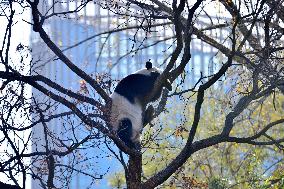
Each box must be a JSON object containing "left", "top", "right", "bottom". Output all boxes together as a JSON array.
[{"left": 0, "top": 72, "right": 102, "bottom": 110}]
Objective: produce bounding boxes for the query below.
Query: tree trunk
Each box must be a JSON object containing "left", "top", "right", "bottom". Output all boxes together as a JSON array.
[{"left": 127, "top": 153, "right": 142, "bottom": 189}]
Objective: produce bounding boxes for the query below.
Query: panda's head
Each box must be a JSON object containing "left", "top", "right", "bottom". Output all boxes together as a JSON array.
[{"left": 133, "top": 61, "right": 162, "bottom": 76}]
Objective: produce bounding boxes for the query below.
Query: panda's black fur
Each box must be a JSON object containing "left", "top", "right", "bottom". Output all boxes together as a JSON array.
[{"left": 110, "top": 61, "right": 171, "bottom": 149}]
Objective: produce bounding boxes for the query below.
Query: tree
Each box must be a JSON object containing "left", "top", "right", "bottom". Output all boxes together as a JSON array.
[{"left": 0, "top": 0, "right": 284, "bottom": 188}]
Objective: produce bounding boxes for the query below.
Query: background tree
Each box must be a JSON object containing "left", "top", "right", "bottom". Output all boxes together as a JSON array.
[{"left": 0, "top": 0, "right": 284, "bottom": 189}]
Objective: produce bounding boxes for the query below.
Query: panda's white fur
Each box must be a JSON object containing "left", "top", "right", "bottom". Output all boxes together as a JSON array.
[{"left": 110, "top": 92, "right": 143, "bottom": 144}]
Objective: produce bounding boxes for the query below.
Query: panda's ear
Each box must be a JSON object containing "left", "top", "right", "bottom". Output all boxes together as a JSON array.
[{"left": 146, "top": 61, "right": 152, "bottom": 70}]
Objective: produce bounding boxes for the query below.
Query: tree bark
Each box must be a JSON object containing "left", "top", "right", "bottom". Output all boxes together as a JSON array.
[{"left": 127, "top": 153, "right": 142, "bottom": 189}]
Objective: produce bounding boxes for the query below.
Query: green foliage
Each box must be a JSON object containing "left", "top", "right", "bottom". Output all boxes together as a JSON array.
[
  {"left": 107, "top": 172, "right": 126, "bottom": 189},
  {"left": 208, "top": 177, "right": 228, "bottom": 189}
]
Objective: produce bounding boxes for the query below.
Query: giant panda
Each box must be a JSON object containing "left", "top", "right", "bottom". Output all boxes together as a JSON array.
[{"left": 110, "top": 61, "right": 171, "bottom": 149}]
